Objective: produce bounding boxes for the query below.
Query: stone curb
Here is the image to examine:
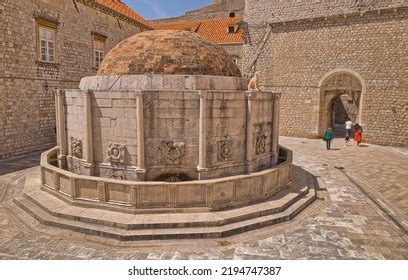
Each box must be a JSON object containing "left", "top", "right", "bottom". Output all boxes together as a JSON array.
[{"left": 341, "top": 169, "right": 408, "bottom": 233}]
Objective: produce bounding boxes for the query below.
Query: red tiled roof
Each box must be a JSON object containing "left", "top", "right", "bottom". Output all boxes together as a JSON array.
[
  {"left": 96, "top": 0, "right": 152, "bottom": 29},
  {"left": 153, "top": 17, "right": 243, "bottom": 44}
]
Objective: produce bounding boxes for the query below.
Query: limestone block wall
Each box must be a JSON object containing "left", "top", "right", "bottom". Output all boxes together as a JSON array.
[
  {"left": 222, "top": 44, "right": 244, "bottom": 73},
  {"left": 0, "top": 0, "right": 148, "bottom": 159},
  {"left": 91, "top": 92, "right": 139, "bottom": 166},
  {"left": 252, "top": 92, "right": 274, "bottom": 169},
  {"left": 143, "top": 91, "right": 200, "bottom": 180},
  {"left": 65, "top": 91, "right": 85, "bottom": 157},
  {"left": 243, "top": 1, "right": 408, "bottom": 146},
  {"left": 41, "top": 146, "right": 292, "bottom": 211},
  {"left": 186, "top": 0, "right": 245, "bottom": 19},
  {"left": 61, "top": 78, "right": 279, "bottom": 182},
  {"left": 63, "top": 90, "right": 140, "bottom": 180},
  {"left": 245, "top": 0, "right": 405, "bottom": 24},
  {"left": 153, "top": 0, "right": 245, "bottom": 24},
  {"left": 206, "top": 91, "right": 247, "bottom": 177}
]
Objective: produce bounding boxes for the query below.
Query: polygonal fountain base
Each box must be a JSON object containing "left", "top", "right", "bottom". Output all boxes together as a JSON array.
[{"left": 14, "top": 166, "right": 316, "bottom": 241}]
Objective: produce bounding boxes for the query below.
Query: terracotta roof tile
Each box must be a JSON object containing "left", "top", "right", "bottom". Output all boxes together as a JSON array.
[
  {"left": 96, "top": 0, "right": 152, "bottom": 29},
  {"left": 153, "top": 17, "right": 243, "bottom": 44}
]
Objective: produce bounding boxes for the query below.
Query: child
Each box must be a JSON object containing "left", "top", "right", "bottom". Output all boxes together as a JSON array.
[{"left": 354, "top": 123, "right": 363, "bottom": 146}]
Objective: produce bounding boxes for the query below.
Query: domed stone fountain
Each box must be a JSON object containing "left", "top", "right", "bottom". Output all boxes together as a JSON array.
[{"left": 16, "top": 30, "right": 316, "bottom": 240}]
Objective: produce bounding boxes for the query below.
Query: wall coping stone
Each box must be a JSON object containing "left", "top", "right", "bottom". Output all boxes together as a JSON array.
[{"left": 79, "top": 75, "right": 249, "bottom": 91}]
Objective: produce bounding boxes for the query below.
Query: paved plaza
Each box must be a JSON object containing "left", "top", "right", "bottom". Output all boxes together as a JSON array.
[{"left": 0, "top": 137, "right": 407, "bottom": 260}]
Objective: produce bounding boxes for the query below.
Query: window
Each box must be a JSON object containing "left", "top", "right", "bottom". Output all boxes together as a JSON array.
[
  {"left": 93, "top": 34, "right": 106, "bottom": 68},
  {"left": 229, "top": 12, "right": 236, "bottom": 18},
  {"left": 233, "top": 58, "right": 239, "bottom": 65},
  {"left": 36, "top": 19, "right": 58, "bottom": 63},
  {"left": 227, "top": 26, "right": 235, "bottom": 34},
  {"left": 93, "top": 40, "right": 104, "bottom": 68}
]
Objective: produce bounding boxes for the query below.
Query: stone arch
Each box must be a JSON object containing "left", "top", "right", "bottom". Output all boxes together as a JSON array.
[{"left": 317, "top": 69, "right": 366, "bottom": 136}]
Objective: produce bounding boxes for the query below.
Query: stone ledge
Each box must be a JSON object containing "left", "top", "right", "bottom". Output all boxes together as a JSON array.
[
  {"left": 79, "top": 75, "right": 248, "bottom": 92},
  {"left": 41, "top": 147, "right": 293, "bottom": 211},
  {"left": 14, "top": 166, "right": 317, "bottom": 240}
]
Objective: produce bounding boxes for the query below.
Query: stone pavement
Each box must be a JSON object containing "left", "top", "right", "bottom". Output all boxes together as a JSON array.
[
  {"left": 282, "top": 136, "right": 408, "bottom": 227},
  {"left": 0, "top": 150, "right": 45, "bottom": 176},
  {"left": 0, "top": 138, "right": 407, "bottom": 260}
]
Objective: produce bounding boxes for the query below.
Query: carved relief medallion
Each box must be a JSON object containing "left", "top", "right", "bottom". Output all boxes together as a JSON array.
[
  {"left": 256, "top": 133, "right": 267, "bottom": 155},
  {"left": 70, "top": 137, "right": 82, "bottom": 159},
  {"left": 161, "top": 142, "right": 186, "bottom": 165},
  {"left": 107, "top": 143, "right": 126, "bottom": 165},
  {"left": 109, "top": 169, "right": 126, "bottom": 180},
  {"left": 217, "top": 139, "right": 233, "bottom": 162}
]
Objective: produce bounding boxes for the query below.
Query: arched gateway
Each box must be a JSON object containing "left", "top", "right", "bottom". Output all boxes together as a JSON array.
[{"left": 318, "top": 69, "right": 366, "bottom": 137}]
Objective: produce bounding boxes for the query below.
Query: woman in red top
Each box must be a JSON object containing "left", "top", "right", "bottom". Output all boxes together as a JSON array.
[{"left": 354, "top": 123, "right": 363, "bottom": 146}]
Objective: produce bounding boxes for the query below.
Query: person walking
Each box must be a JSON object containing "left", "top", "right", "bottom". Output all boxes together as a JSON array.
[
  {"left": 345, "top": 118, "right": 353, "bottom": 143},
  {"left": 323, "top": 127, "right": 334, "bottom": 150},
  {"left": 354, "top": 123, "right": 363, "bottom": 146}
]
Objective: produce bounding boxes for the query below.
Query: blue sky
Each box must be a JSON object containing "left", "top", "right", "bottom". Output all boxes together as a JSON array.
[{"left": 122, "top": 0, "right": 212, "bottom": 20}]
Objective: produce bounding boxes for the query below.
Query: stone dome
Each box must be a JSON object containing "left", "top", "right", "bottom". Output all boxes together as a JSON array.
[{"left": 97, "top": 30, "right": 242, "bottom": 77}]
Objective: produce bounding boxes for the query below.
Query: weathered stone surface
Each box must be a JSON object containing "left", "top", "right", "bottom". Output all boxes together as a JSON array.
[
  {"left": 97, "top": 30, "right": 242, "bottom": 77},
  {"left": 242, "top": 1, "right": 407, "bottom": 146},
  {"left": 79, "top": 75, "right": 247, "bottom": 92},
  {"left": 0, "top": 0, "right": 149, "bottom": 159},
  {"left": 0, "top": 137, "right": 407, "bottom": 259},
  {"left": 152, "top": 0, "right": 245, "bottom": 23}
]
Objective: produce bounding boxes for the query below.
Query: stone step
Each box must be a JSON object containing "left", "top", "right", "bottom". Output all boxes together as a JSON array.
[
  {"left": 22, "top": 177, "right": 309, "bottom": 230},
  {"left": 14, "top": 166, "right": 317, "bottom": 240},
  {"left": 15, "top": 189, "right": 316, "bottom": 241}
]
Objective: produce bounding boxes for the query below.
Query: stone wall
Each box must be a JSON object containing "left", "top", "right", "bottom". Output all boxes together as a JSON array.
[
  {"left": 222, "top": 43, "right": 244, "bottom": 73},
  {"left": 144, "top": 90, "right": 200, "bottom": 180},
  {"left": 0, "top": 0, "right": 148, "bottom": 158},
  {"left": 245, "top": 0, "right": 405, "bottom": 24},
  {"left": 243, "top": 1, "right": 408, "bottom": 146},
  {"left": 41, "top": 146, "right": 292, "bottom": 211},
  {"left": 65, "top": 92, "right": 85, "bottom": 156},
  {"left": 152, "top": 0, "right": 245, "bottom": 24},
  {"left": 63, "top": 86, "right": 277, "bottom": 182},
  {"left": 185, "top": 0, "right": 245, "bottom": 20}
]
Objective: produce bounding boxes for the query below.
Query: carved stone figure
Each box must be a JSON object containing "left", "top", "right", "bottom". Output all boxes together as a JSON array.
[
  {"left": 70, "top": 137, "right": 82, "bottom": 159},
  {"left": 107, "top": 143, "right": 126, "bottom": 165},
  {"left": 217, "top": 139, "right": 233, "bottom": 162},
  {"left": 220, "top": 98, "right": 228, "bottom": 109},
  {"left": 68, "top": 159, "right": 81, "bottom": 174},
  {"left": 248, "top": 71, "right": 261, "bottom": 91},
  {"left": 161, "top": 142, "right": 186, "bottom": 165},
  {"left": 256, "top": 133, "right": 267, "bottom": 155}
]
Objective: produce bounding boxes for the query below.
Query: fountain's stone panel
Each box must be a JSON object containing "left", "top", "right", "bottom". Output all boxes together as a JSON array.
[{"left": 63, "top": 87, "right": 277, "bottom": 181}]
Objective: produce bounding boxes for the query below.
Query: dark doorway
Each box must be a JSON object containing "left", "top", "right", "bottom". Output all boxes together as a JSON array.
[{"left": 329, "top": 94, "right": 358, "bottom": 138}]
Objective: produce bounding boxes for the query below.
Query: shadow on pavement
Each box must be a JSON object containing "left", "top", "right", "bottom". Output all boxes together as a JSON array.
[{"left": 0, "top": 150, "right": 45, "bottom": 176}]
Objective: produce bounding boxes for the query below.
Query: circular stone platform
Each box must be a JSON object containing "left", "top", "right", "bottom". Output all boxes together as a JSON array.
[{"left": 15, "top": 162, "right": 316, "bottom": 240}]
